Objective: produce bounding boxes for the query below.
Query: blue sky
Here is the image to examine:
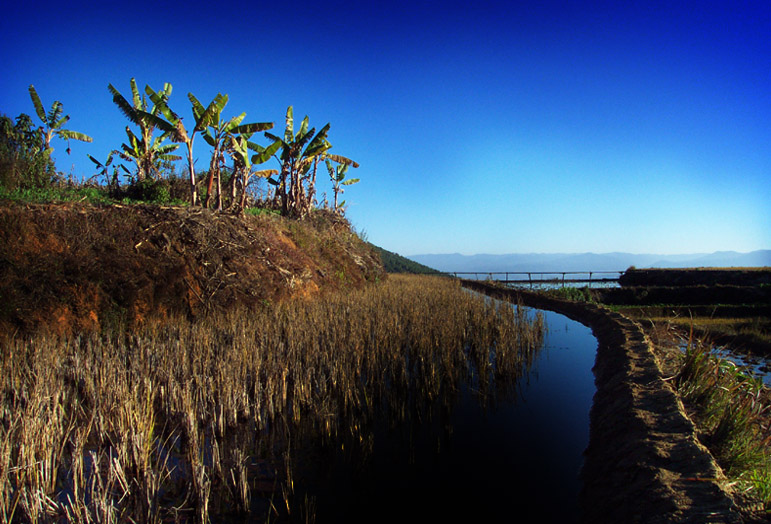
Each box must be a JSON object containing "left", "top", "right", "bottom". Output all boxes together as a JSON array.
[{"left": 1, "top": 1, "right": 769, "bottom": 256}]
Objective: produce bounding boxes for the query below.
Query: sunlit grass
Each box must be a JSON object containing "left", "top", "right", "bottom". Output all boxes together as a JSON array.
[
  {"left": 0, "top": 184, "right": 114, "bottom": 204},
  {"left": 0, "top": 274, "right": 544, "bottom": 522}
]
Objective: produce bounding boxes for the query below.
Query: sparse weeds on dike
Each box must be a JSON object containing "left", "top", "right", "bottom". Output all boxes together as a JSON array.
[
  {"left": 674, "top": 332, "right": 771, "bottom": 512},
  {"left": 543, "top": 285, "right": 597, "bottom": 303},
  {"left": 0, "top": 274, "right": 544, "bottom": 523}
]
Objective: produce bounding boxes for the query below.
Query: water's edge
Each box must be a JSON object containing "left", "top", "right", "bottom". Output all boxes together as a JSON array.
[{"left": 461, "top": 280, "right": 743, "bottom": 524}]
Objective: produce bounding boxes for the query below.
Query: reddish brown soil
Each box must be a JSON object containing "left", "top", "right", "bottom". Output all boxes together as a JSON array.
[{"left": 0, "top": 202, "right": 385, "bottom": 338}]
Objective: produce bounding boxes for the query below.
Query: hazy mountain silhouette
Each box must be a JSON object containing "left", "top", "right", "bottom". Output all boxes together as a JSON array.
[{"left": 407, "top": 250, "right": 771, "bottom": 273}]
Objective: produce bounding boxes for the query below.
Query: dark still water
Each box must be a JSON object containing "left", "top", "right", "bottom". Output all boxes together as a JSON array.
[{"left": 285, "top": 308, "right": 598, "bottom": 524}]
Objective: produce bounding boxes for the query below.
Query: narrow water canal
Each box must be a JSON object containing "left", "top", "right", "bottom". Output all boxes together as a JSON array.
[{"left": 286, "top": 307, "right": 598, "bottom": 523}]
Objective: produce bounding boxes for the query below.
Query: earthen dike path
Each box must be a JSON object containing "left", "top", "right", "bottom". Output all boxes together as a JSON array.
[{"left": 462, "top": 280, "right": 743, "bottom": 524}]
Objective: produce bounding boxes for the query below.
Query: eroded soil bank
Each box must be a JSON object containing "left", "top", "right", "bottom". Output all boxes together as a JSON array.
[
  {"left": 461, "top": 280, "right": 744, "bottom": 523},
  {"left": 0, "top": 202, "right": 384, "bottom": 337}
]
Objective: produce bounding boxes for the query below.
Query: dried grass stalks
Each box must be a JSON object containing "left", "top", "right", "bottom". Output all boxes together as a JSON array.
[{"left": 0, "top": 275, "right": 544, "bottom": 522}]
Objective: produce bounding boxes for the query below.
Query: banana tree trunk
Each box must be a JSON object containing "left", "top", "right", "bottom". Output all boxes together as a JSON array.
[
  {"left": 204, "top": 146, "right": 220, "bottom": 209},
  {"left": 279, "top": 163, "right": 290, "bottom": 216},
  {"left": 204, "top": 172, "right": 214, "bottom": 209},
  {"left": 229, "top": 167, "right": 238, "bottom": 209},
  {"left": 289, "top": 171, "right": 299, "bottom": 216},
  {"left": 216, "top": 154, "right": 223, "bottom": 212},
  {"left": 332, "top": 177, "right": 341, "bottom": 210},
  {"left": 187, "top": 141, "right": 197, "bottom": 206},
  {"left": 239, "top": 169, "right": 250, "bottom": 212},
  {"left": 307, "top": 158, "right": 319, "bottom": 215}
]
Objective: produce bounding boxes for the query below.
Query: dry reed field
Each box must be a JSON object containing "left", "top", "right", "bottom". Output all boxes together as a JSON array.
[{"left": 1, "top": 274, "right": 544, "bottom": 523}]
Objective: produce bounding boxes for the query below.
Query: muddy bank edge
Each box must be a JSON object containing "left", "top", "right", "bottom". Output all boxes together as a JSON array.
[{"left": 461, "top": 280, "right": 743, "bottom": 524}]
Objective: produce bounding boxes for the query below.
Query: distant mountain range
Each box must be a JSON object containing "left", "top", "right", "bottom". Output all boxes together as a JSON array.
[{"left": 406, "top": 250, "right": 771, "bottom": 273}]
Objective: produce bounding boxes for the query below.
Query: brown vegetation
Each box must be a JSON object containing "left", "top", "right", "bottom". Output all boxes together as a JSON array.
[{"left": 0, "top": 275, "right": 545, "bottom": 522}]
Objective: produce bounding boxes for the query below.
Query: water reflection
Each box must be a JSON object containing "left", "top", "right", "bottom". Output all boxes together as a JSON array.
[
  {"left": 286, "top": 308, "right": 597, "bottom": 523},
  {"left": 508, "top": 281, "right": 620, "bottom": 290}
]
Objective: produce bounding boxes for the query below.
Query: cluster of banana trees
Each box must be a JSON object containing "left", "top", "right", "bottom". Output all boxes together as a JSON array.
[
  {"left": 107, "top": 79, "right": 360, "bottom": 216},
  {"left": 266, "top": 106, "right": 359, "bottom": 218},
  {"left": 106, "top": 80, "right": 181, "bottom": 183}
]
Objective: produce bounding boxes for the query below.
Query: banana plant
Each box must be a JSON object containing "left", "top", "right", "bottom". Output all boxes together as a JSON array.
[
  {"left": 115, "top": 125, "right": 182, "bottom": 182},
  {"left": 108, "top": 79, "right": 180, "bottom": 181},
  {"left": 264, "top": 106, "right": 332, "bottom": 217},
  {"left": 87, "top": 151, "right": 130, "bottom": 189},
  {"left": 145, "top": 89, "right": 226, "bottom": 206},
  {"left": 28, "top": 84, "right": 92, "bottom": 155},
  {"left": 195, "top": 95, "right": 274, "bottom": 210},
  {"left": 325, "top": 155, "right": 360, "bottom": 212},
  {"left": 225, "top": 132, "right": 280, "bottom": 212}
]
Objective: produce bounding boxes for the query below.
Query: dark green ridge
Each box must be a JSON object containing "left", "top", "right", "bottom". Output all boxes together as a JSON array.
[{"left": 368, "top": 243, "right": 443, "bottom": 275}]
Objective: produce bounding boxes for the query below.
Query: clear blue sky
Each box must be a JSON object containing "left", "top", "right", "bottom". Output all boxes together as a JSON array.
[{"left": 2, "top": 1, "right": 769, "bottom": 256}]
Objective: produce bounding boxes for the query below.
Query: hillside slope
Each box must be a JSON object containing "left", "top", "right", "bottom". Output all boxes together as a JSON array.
[
  {"left": 0, "top": 203, "right": 385, "bottom": 336},
  {"left": 368, "top": 244, "right": 443, "bottom": 274}
]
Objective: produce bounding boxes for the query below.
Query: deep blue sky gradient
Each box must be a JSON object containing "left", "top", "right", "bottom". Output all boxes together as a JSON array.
[{"left": 2, "top": 1, "right": 769, "bottom": 255}]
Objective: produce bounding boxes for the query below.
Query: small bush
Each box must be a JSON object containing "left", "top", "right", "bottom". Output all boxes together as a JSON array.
[
  {"left": 544, "top": 286, "right": 596, "bottom": 303},
  {"left": 0, "top": 113, "right": 55, "bottom": 191},
  {"left": 116, "top": 176, "right": 188, "bottom": 205}
]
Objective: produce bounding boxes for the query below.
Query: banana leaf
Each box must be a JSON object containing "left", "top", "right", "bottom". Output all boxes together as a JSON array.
[
  {"left": 233, "top": 121, "right": 274, "bottom": 135},
  {"left": 109, "top": 84, "right": 144, "bottom": 127},
  {"left": 130, "top": 78, "right": 142, "bottom": 110},
  {"left": 251, "top": 140, "right": 281, "bottom": 165},
  {"left": 195, "top": 93, "right": 228, "bottom": 132},
  {"left": 297, "top": 115, "right": 309, "bottom": 139},
  {"left": 302, "top": 123, "right": 331, "bottom": 158},
  {"left": 134, "top": 109, "right": 176, "bottom": 134},
  {"left": 53, "top": 114, "right": 70, "bottom": 130},
  {"left": 58, "top": 130, "right": 93, "bottom": 143},
  {"left": 324, "top": 153, "right": 359, "bottom": 168},
  {"left": 253, "top": 169, "right": 278, "bottom": 178},
  {"left": 223, "top": 112, "right": 246, "bottom": 132},
  {"left": 28, "top": 85, "right": 47, "bottom": 123},
  {"left": 46, "top": 102, "right": 63, "bottom": 127},
  {"left": 284, "top": 106, "right": 294, "bottom": 143}
]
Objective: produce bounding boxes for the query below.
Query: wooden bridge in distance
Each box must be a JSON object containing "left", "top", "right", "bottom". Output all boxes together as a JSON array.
[{"left": 450, "top": 271, "right": 623, "bottom": 287}]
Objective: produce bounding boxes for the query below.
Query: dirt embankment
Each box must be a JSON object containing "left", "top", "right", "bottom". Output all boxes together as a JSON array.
[
  {"left": 588, "top": 285, "right": 770, "bottom": 308},
  {"left": 620, "top": 268, "right": 771, "bottom": 288},
  {"left": 461, "top": 281, "right": 744, "bottom": 524},
  {"left": 0, "top": 202, "right": 385, "bottom": 337}
]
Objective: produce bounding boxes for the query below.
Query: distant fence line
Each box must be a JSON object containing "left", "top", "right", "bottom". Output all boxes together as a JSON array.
[{"left": 448, "top": 271, "right": 623, "bottom": 286}]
